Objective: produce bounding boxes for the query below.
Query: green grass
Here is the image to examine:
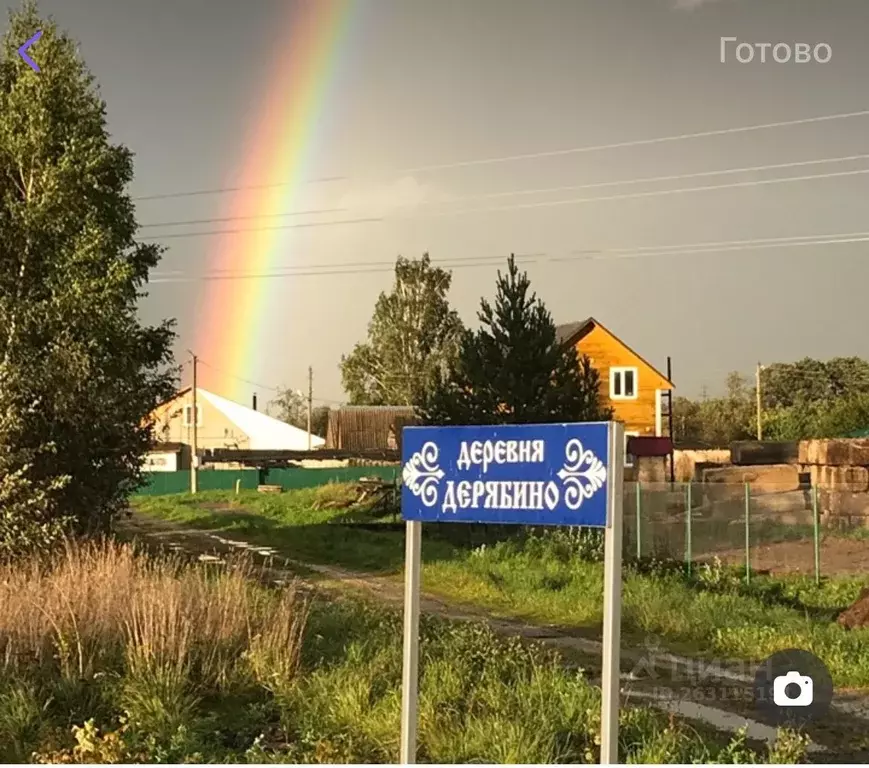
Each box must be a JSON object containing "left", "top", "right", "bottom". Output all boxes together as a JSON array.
[
  {"left": 132, "top": 487, "right": 869, "bottom": 689},
  {"left": 422, "top": 538, "right": 869, "bottom": 687},
  {"left": 133, "top": 485, "right": 444, "bottom": 572},
  {"left": 0, "top": 540, "right": 802, "bottom": 763}
]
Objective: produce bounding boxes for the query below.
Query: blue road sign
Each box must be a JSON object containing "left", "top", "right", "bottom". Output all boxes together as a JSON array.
[{"left": 401, "top": 422, "right": 612, "bottom": 527}]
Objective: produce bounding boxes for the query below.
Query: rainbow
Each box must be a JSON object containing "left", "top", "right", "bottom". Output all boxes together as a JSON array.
[{"left": 194, "top": 0, "right": 356, "bottom": 402}]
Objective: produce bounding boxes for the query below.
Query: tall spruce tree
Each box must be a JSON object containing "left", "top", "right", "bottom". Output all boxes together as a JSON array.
[
  {"left": 423, "top": 255, "right": 610, "bottom": 425},
  {"left": 0, "top": 3, "right": 175, "bottom": 555}
]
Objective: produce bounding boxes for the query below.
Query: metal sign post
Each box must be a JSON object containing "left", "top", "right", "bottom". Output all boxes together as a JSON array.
[
  {"left": 600, "top": 422, "right": 624, "bottom": 764},
  {"left": 399, "top": 519, "right": 422, "bottom": 764},
  {"left": 399, "top": 421, "right": 625, "bottom": 765}
]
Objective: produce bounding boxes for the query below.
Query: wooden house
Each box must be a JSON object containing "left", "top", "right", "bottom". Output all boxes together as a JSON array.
[{"left": 556, "top": 317, "right": 674, "bottom": 451}]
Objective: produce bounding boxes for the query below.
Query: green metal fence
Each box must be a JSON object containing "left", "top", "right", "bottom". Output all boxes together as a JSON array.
[
  {"left": 135, "top": 471, "right": 867, "bottom": 580},
  {"left": 135, "top": 465, "right": 398, "bottom": 496},
  {"left": 265, "top": 466, "right": 398, "bottom": 489},
  {"left": 137, "top": 469, "right": 260, "bottom": 495},
  {"left": 622, "top": 481, "right": 866, "bottom": 584}
]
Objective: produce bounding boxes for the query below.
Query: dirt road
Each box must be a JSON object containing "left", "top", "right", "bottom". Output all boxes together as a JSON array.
[{"left": 120, "top": 510, "right": 869, "bottom": 761}]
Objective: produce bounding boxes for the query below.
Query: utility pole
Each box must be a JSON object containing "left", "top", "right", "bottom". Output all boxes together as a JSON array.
[
  {"left": 191, "top": 352, "right": 199, "bottom": 493},
  {"left": 756, "top": 362, "right": 763, "bottom": 441},
  {"left": 307, "top": 366, "right": 313, "bottom": 451},
  {"left": 667, "top": 356, "right": 675, "bottom": 484}
]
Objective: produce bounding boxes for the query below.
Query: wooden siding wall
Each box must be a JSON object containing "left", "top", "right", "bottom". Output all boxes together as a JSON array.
[
  {"left": 573, "top": 325, "right": 670, "bottom": 436},
  {"left": 325, "top": 407, "right": 417, "bottom": 451}
]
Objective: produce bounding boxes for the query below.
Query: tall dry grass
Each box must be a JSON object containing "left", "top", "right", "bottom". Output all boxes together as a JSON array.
[{"left": 0, "top": 540, "right": 308, "bottom": 690}]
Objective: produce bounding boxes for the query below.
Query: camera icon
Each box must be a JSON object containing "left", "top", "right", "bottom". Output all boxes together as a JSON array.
[{"left": 772, "top": 671, "right": 813, "bottom": 707}]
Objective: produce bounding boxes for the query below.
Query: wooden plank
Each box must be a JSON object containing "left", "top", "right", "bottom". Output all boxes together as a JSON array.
[{"left": 730, "top": 441, "right": 799, "bottom": 466}]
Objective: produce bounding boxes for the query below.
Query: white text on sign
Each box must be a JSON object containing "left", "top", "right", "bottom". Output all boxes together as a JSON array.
[
  {"left": 441, "top": 479, "right": 560, "bottom": 514},
  {"left": 456, "top": 439, "right": 545, "bottom": 473}
]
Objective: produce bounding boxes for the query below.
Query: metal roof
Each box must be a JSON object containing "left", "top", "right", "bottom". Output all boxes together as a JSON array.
[{"left": 196, "top": 388, "right": 325, "bottom": 450}]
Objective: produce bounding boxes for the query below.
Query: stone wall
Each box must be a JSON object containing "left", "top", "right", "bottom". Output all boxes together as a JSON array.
[{"left": 798, "top": 439, "right": 869, "bottom": 527}]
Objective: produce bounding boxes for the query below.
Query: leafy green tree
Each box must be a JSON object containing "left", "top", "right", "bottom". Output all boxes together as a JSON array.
[
  {"left": 761, "top": 358, "right": 830, "bottom": 408},
  {"left": 340, "top": 254, "right": 464, "bottom": 405},
  {"left": 674, "top": 359, "right": 869, "bottom": 445},
  {"left": 761, "top": 356, "right": 869, "bottom": 408},
  {"left": 268, "top": 388, "right": 329, "bottom": 437},
  {"left": 269, "top": 388, "right": 306, "bottom": 428},
  {"left": 671, "top": 373, "right": 753, "bottom": 446},
  {"left": 310, "top": 405, "right": 330, "bottom": 439},
  {"left": 0, "top": 4, "right": 176, "bottom": 556},
  {"left": 764, "top": 394, "right": 869, "bottom": 441},
  {"left": 824, "top": 357, "right": 869, "bottom": 400},
  {"left": 422, "top": 255, "right": 611, "bottom": 425}
]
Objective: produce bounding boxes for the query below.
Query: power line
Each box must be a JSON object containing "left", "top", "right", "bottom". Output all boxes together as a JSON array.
[
  {"left": 196, "top": 359, "right": 280, "bottom": 392},
  {"left": 133, "top": 175, "right": 346, "bottom": 202},
  {"left": 139, "top": 207, "right": 350, "bottom": 229},
  {"left": 140, "top": 166, "right": 869, "bottom": 242},
  {"left": 399, "top": 152, "right": 869, "bottom": 205},
  {"left": 567, "top": 229, "right": 869, "bottom": 257},
  {"left": 136, "top": 152, "right": 869, "bottom": 233},
  {"left": 130, "top": 108, "right": 869, "bottom": 202},
  {"left": 395, "top": 109, "right": 869, "bottom": 174},
  {"left": 411, "top": 167, "right": 869, "bottom": 219},
  {"left": 554, "top": 233, "right": 869, "bottom": 263},
  {"left": 195, "top": 359, "right": 344, "bottom": 405},
  {"left": 154, "top": 251, "right": 544, "bottom": 277},
  {"left": 148, "top": 231, "right": 869, "bottom": 284},
  {"left": 151, "top": 254, "right": 542, "bottom": 283},
  {"left": 140, "top": 216, "right": 382, "bottom": 241}
]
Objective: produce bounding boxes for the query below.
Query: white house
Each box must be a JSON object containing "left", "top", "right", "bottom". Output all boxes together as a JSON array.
[{"left": 147, "top": 387, "right": 325, "bottom": 467}]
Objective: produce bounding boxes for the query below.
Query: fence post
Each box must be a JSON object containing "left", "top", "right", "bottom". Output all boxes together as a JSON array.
[
  {"left": 685, "top": 481, "right": 692, "bottom": 575},
  {"left": 744, "top": 482, "right": 751, "bottom": 586},
  {"left": 635, "top": 482, "right": 642, "bottom": 560},
  {"left": 812, "top": 484, "right": 821, "bottom": 585}
]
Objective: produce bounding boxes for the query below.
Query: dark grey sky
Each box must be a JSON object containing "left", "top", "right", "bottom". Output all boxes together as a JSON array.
[{"left": 6, "top": 0, "right": 869, "bottom": 405}]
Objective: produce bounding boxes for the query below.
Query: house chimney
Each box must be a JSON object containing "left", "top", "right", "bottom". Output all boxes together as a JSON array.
[{"left": 252, "top": 393, "right": 258, "bottom": 411}]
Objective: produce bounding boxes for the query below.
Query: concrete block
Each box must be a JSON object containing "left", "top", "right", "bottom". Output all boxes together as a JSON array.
[
  {"left": 701, "top": 464, "right": 799, "bottom": 493},
  {"left": 819, "top": 489, "right": 869, "bottom": 517},
  {"left": 802, "top": 439, "right": 869, "bottom": 466},
  {"left": 637, "top": 456, "right": 666, "bottom": 484},
  {"left": 815, "top": 466, "right": 869, "bottom": 492},
  {"left": 849, "top": 439, "right": 869, "bottom": 466}
]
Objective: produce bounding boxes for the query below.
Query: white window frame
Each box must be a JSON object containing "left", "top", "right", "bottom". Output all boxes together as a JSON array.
[
  {"left": 625, "top": 431, "right": 640, "bottom": 468},
  {"left": 183, "top": 404, "right": 202, "bottom": 427},
  {"left": 610, "top": 366, "right": 639, "bottom": 400}
]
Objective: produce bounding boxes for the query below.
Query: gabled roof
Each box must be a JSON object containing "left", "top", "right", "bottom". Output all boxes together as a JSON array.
[
  {"left": 555, "top": 318, "right": 594, "bottom": 346},
  {"left": 556, "top": 317, "right": 674, "bottom": 388},
  {"left": 197, "top": 389, "right": 325, "bottom": 450},
  {"left": 153, "top": 387, "right": 325, "bottom": 450}
]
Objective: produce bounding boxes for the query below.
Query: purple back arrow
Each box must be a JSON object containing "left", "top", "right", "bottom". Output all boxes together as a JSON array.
[{"left": 18, "top": 30, "right": 42, "bottom": 73}]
